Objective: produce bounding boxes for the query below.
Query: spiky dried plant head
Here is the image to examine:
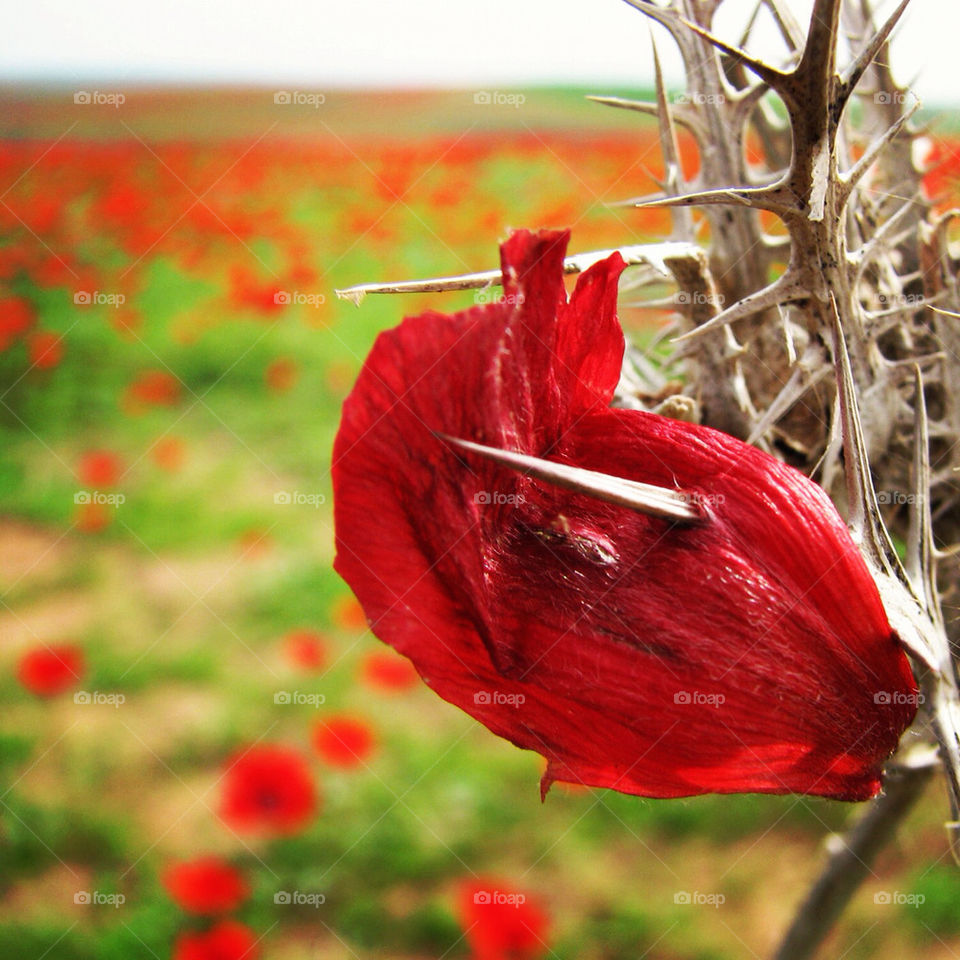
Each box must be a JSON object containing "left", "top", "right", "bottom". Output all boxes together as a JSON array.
[{"left": 337, "top": 0, "right": 960, "bottom": 849}]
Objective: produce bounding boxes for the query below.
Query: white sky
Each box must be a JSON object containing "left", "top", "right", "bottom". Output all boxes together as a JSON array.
[{"left": 1, "top": 0, "right": 954, "bottom": 104}]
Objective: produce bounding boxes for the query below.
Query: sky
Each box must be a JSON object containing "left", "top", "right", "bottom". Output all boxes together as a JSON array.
[{"left": 1, "top": 0, "right": 954, "bottom": 104}]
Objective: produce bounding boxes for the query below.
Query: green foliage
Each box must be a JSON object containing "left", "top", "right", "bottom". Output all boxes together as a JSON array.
[
  {"left": 0, "top": 796, "right": 127, "bottom": 882},
  {"left": 906, "top": 866, "right": 960, "bottom": 939}
]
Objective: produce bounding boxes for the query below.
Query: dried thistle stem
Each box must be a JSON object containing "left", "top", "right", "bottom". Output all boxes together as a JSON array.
[{"left": 772, "top": 748, "right": 938, "bottom": 960}]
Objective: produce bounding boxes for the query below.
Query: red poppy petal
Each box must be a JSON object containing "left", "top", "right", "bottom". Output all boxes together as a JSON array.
[
  {"left": 554, "top": 249, "right": 625, "bottom": 411},
  {"left": 333, "top": 228, "right": 917, "bottom": 801}
]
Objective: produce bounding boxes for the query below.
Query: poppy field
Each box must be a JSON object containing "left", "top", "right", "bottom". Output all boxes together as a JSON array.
[{"left": 3, "top": 88, "right": 960, "bottom": 960}]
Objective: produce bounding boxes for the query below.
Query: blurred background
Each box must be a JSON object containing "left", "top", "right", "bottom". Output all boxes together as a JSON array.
[{"left": 3, "top": 1, "right": 960, "bottom": 958}]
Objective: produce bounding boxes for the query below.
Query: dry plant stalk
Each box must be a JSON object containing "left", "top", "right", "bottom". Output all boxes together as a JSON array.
[{"left": 338, "top": 1, "right": 960, "bottom": 955}]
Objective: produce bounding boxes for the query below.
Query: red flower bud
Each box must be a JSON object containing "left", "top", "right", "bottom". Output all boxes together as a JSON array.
[{"left": 333, "top": 229, "right": 917, "bottom": 801}]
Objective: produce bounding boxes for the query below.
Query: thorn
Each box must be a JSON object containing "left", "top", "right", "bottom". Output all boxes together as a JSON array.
[
  {"left": 746, "top": 363, "right": 832, "bottom": 446},
  {"left": 335, "top": 244, "right": 699, "bottom": 302},
  {"left": 632, "top": 184, "right": 794, "bottom": 217},
  {"left": 586, "top": 95, "right": 705, "bottom": 139},
  {"left": 782, "top": 306, "right": 798, "bottom": 366},
  {"left": 671, "top": 273, "right": 805, "bottom": 342},
  {"left": 840, "top": 102, "right": 921, "bottom": 205},
  {"left": 883, "top": 352, "right": 948, "bottom": 371},
  {"left": 762, "top": 0, "right": 805, "bottom": 52},
  {"left": 620, "top": 0, "right": 680, "bottom": 34},
  {"left": 650, "top": 30, "right": 696, "bottom": 239},
  {"left": 678, "top": 17, "right": 791, "bottom": 93},
  {"left": 733, "top": 79, "right": 775, "bottom": 117},
  {"left": 336, "top": 268, "right": 502, "bottom": 302},
  {"left": 827, "top": 294, "right": 904, "bottom": 578},
  {"left": 438, "top": 435, "right": 705, "bottom": 524},
  {"left": 613, "top": 190, "right": 665, "bottom": 209},
  {"left": 838, "top": 0, "right": 913, "bottom": 108},
  {"left": 737, "top": 0, "right": 765, "bottom": 52},
  {"left": 906, "top": 366, "right": 945, "bottom": 631},
  {"left": 651, "top": 33, "right": 681, "bottom": 170},
  {"left": 853, "top": 196, "right": 924, "bottom": 279}
]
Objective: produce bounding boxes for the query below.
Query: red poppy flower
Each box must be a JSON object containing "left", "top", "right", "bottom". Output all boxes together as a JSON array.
[
  {"left": 265, "top": 358, "right": 298, "bottom": 393},
  {"left": 360, "top": 650, "right": 420, "bottom": 692},
  {"left": 28, "top": 331, "right": 63, "bottom": 370},
  {"left": 219, "top": 744, "right": 318, "bottom": 835},
  {"left": 325, "top": 361, "right": 356, "bottom": 396},
  {"left": 0, "top": 296, "right": 34, "bottom": 350},
  {"left": 125, "top": 370, "right": 181, "bottom": 411},
  {"left": 333, "top": 228, "right": 918, "bottom": 801},
  {"left": 32, "top": 255, "right": 74, "bottom": 289},
  {"left": 77, "top": 449, "right": 123, "bottom": 488},
  {"left": 456, "top": 879, "right": 549, "bottom": 960},
  {"left": 284, "top": 629, "right": 327, "bottom": 672},
  {"left": 171, "top": 920, "right": 260, "bottom": 960},
  {"left": 162, "top": 857, "right": 249, "bottom": 915},
  {"left": 237, "top": 529, "right": 271, "bottom": 558},
  {"left": 312, "top": 715, "right": 376, "bottom": 769},
  {"left": 330, "top": 595, "right": 366, "bottom": 632},
  {"left": 74, "top": 501, "right": 111, "bottom": 533},
  {"left": 17, "top": 644, "right": 84, "bottom": 697},
  {"left": 151, "top": 436, "right": 186, "bottom": 472},
  {"left": 111, "top": 307, "right": 142, "bottom": 340},
  {"left": 228, "top": 266, "right": 284, "bottom": 315}
]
